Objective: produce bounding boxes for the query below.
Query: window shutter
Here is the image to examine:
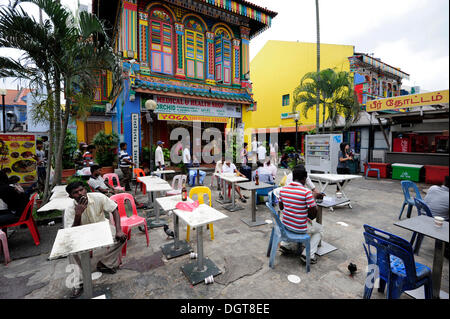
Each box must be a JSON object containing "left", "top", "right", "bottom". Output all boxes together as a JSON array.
[{"left": 215, "top": 35, "right": 223, "bottom": 82}]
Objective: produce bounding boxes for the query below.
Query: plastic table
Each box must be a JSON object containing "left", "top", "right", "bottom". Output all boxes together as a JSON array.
[
  {"left": 157, "top": 195, "right": 194, "bottom": 259},
  {"left": 49, "top": 221, "right": 114, "bottom": 299},
  {"left": 174, "top": 204, "right": 228, "bottom": 285},
  {"left": 237, "top": 181, "right": 272, "bottom": 227},
  {"left": 215, "top": 173, "right": 248, "bottom": 212},
  {"left": 151, "top": 169, "right": 175, "bottom": 180},
  {"left": 139, "top": 176, "right": 173, "bottom": 228},
  {"left": 394, "top": 215, "right": 449, "bottom": 299}
]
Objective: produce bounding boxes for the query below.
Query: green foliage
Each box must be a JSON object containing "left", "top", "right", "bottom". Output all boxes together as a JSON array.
[
  {"left": 284, "top": 146, "right": 296, "bottom": 154},
  {"left": 62, "top": 130, "right": 78, "bottom": 169},
  {"left": 66, "top": 175, "right": 90, "bottom": 192},
  {"left": 92, "top": 131, "right": 119, "bottom": 167},
  {"left": 142, "top": 145, "right": 171, "bottom": 166}
]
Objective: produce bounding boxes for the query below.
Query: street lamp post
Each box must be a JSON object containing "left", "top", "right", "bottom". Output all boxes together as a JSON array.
[
  {"left": 145, "top": 99, "right": 158, "bottom": 172},
  {"left": 0, "top": 89, "right": 6, "bottom": 133},
  {"left": 294, "top": 113, "right": 299, "bottom": 165}
]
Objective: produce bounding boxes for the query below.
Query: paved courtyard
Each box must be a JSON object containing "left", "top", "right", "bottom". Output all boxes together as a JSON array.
[{"left": 0, "top": 168, "right": 448, "bottom": 300}]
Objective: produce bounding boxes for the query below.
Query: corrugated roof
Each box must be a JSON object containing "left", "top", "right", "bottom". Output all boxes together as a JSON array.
[{"left": 2, "top": 88, "right": 30, "bottom": 106}]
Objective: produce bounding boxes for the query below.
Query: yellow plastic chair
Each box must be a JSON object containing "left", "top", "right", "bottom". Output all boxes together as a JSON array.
[{"left": 186, "top": 186, "right": 214, "bottom": 242}]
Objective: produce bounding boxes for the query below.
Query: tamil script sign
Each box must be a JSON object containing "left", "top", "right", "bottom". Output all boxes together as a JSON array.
[
  {"left": 158, "top": 113, "right": 228, "bottom": 123},
  {"left": 366, "top": 90, "right": 449, "bottom": 112},
  {"left": 154, "top": 96, "right": 241, "bottom": 118},
  {"left": 131, "top": 113, "right": 139, "bottom": 168}
]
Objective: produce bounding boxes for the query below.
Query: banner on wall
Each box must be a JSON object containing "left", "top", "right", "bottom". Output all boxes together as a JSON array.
[
  {"left": 366, "top": 90, "right": 449, "bottom": 112},
  {"left": 154, "top": 96, "right": 242, "bottom": 118},
  {"left": 131, "top": 113, "right": 139, "bottom": 169},
  {"left": 0, "top": 134, "right": 37, "bottom": 183},
  {"left": 157, "top": 113, "right": 228, "bottom": 123}
]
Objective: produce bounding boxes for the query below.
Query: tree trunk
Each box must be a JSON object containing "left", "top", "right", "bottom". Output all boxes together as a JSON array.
[
  {"left": 315, "top": 0, "right": 320, "bottom": 134},
  {"left": 52, "top": 72, "right": 63, "bottom": 185},
  {"left": 42, "top": 77, "right": 54, "bottom": 204}
]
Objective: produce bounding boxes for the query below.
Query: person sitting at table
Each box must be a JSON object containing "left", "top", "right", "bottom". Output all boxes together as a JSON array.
[
  {"left": 221, "top": 159, "right": 248, "bottom": 203},
  {"left": 183, "top": 143, "right": 206, "bottom": 186},
  {"left": 283, "top": 165, "right": 322, "bottom": 199},
  {"left": 88, "top": 165, "right": 123, "bottom": 197},
  {"left": 64, "top": 181, "right": 127, "bottom": 298},
  {"left": 264, "top": 159, "right": 277, "bottom": 180},
  {"left": 424, "top": 176, "right": 449, "bottom": 221},
  {"left": 211, "top": 156, "right": 223, "bottom": 190},
  {"left": 278, "top": 165, "right": 323, "bottom": 264},
  {"left": 0, "top": 170, "right": 30, "bottom": 229},
  {"left": 252, "top": 161, "right": 274, "bottom": 184}
]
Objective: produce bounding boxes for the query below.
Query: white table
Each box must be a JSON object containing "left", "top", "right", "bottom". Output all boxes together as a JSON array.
[
  {"left": 174, "top": 204, "right": 228, "bottom": 285},
  {"left": 139, "top": 176, "right": 173, "bottom": 228},
  {"left": 215, "top": 173, "right": 248, "bottom": 212},
  {"left": 49, "top": 221, "right": 114, "bottom": 299},
  {"left": 308, "top": 173, "right": 362, "bottom": 209},
  {"left": 237, "top": 181, "right": 273, "bottom": 227},
  {"left": 151, "top": 169, "right": 175, "bottom": 180},
  {"left": 157, "top": 195, "right": 194, "bottom": 259}
]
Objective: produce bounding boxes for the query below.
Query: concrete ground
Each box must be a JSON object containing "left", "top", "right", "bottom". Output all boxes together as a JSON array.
[{"left": 0, "top": 168, "right": 448, "bottom": 299}]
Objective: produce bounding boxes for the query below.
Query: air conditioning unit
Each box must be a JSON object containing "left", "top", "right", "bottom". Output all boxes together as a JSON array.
[{"left": 372, "top": 149, "right": 386, "bottom": 163}]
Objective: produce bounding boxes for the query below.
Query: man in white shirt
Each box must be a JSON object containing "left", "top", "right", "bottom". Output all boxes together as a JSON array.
[
  {"left": 251, "top": 137, "right": 258, "bottom": 164},
  {"left": 64, "top": 181, "right": 127, "bottom": 298},
  {"left": 155, "top": 141, "right": 165, "bottom": 170},
  {"left": 88, "top": 165, "right": 122, "bottom": 196},
  {"left": 221, "top": 160, "right": 248, "bottom": 202},
  {"left": 264, "top": 160, "right": 277, "bottom": 180},
  {"left": 257, "top": 142, "right": 266, "bottom": 162},
  {"left": 424, "top": 176, "right": 449, "bottom": 221}
]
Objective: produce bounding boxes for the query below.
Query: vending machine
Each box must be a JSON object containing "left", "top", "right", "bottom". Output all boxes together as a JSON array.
[{"left": 305, "top": 134, "right": 343, "bottom": 174}]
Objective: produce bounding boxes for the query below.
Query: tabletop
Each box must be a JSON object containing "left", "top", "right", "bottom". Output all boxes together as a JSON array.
[
  {"left": 145, "top": 182, "right": 173, "bottom": 192},
  {"left": 215, "top": 173, "right": 248, "bottom": 183},
  {"left": 50, "top": 191, "right": 70, "bottom": 201},
  {"left": 187, "top": 167, "right": 209, "bottom": 170},
  {"left": 51, "top": 185, "right": 67, "bottom": 193},
  {"left": 156, "top": 194, "right": 194, "bottom": 211},
  {"left": 139, "top": 176, "right": 168, "bottom": 184},
  {"left": 173, "top": 204, "right": 228, "bottom": 228},
  {"left": 237, "top": 181, "right": 273, "bottom": 190},
  {"left": 37, "top": 197, "right": 74, "bottom": 212},
  {"left": 152, "top": 170, "right": 175, "bottom": 175},
  {"left": 49, "top": 220, "right": 114, "bottom": 260},
  {"left": 317, "top": 196, "right": 350, "bottom": 208},
  {"left": 394, "top": 215, "right": 449, "bottom": 243},
  {"left": 309, "top": 173, "right": 362, "bottom": 182}
]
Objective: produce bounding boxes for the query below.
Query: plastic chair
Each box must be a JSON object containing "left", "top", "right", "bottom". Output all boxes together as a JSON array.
[
  {"left": 253, "top": 173, "right": 276, "bottom": 205},
  {"left": 110, "top": 193, "right": 149, "bottom": 257},
  {"left": 398, "top": 180, "right": 422, "bottom": 220},
  {"left": 0, "top": 229, "right": 11, "bottom": 265},
  {"left": 186, "top": 186, "right": 214, "bottom": 242},
  {"left": 362, "top": 224, "right": 432, "bottom": 299},
  {"left": 166, "top": 174, "right": 187, "bottom": 196},
  {"left": 364, "top": 161, "right": 380, "bottom": 180},
  {"left": 103, "top": 173, "right": 125, "bottom": 191},
  {"left": 0, "top": 194, "right": 40, "bottom": 246},
  {"left": 410, "top": 198, "right": 434, "bottom": 256},
  {"left": 265, "top": 191, "right": 311, "bottom": 272},
  {"left": 133, "top": 168, "right": 146, "bottom": 195}
]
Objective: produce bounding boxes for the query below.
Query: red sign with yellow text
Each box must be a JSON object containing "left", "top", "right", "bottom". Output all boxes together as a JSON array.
[{"left": 366, "top": 90, "right": 449, "bottom": 112}]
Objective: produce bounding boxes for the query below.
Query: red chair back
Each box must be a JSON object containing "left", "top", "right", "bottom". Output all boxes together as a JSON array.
[
  {"left": 133, "top": 168, "right": 145, "bottom": 181},
  {"left": 18, "top": 193, "right": 38, "bottom": 223},
  {"left": 103, "top": 173, "right": 121, "bottom": 188},
  {"left": 110, "top": 193, "right": 138, "bottom": 219}
]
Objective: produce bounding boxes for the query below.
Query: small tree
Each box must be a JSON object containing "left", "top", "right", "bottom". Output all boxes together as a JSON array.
[{"left": 92, "top": 131, "right": 119, "bottom": 167}]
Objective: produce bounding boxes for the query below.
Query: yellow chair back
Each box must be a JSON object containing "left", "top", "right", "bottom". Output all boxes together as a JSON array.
[{"left": 189, "top": 186, "right": 212, "bottom": 206}]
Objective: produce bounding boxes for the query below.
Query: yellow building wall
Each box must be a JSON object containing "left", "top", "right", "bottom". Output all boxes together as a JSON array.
[
  {"left": 76, "top": 120, "right": 112, "bottom": 143},
  {"left": 242, "top": 41, "right": 354, "bottom": 140}
]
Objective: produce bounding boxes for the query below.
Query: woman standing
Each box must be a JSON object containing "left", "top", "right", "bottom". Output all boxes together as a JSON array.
[{"left": 337, "top": 142, "right": 353, "bottom": 191}]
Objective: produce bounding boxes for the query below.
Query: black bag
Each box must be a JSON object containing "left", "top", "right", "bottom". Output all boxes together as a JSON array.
[{"left": 239, "top": 165, "right": 252, "bottom": 180}]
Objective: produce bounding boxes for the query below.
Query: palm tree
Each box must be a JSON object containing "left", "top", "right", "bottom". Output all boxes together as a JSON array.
[
  {"left": 292, "top": 68, "right": 360, "bottom": 133},
  {"left": 0, "top": 0, "right": 122, "bottom": 201}
]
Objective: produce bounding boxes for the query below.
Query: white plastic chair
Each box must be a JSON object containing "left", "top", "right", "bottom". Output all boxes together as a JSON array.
[{"left": 166, "top": 174, "right": 187, "bottom": 196}]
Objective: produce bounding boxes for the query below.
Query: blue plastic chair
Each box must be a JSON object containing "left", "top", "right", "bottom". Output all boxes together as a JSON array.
[
  {"left": 410, "top": 198, "right": 433, "bottom": 256},
  {"left": 364, "top": 161, "right": 380, "bottom": 180},
  {"left": 398, "top": 180, "right": 422, "bottom": 220},
  {"left": 362, "top": 224, "right": 432, "bottom": 299},
  {"left": 265, "top": 191, "right": 311, "bottom": 272},
  {"left": 253, "top": 173, "right": 276, "bottom": 204}
]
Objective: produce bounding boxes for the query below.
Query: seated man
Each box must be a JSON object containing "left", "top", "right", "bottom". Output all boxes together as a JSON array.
[
  {"left": 64, "top": 181, "right": 127, "bottom": 298},
  {"left": 183, "top": 146, "right": 206, "bottom": 186},
  {"left": 424, "top": 176, "right": 449, "bottom": 221},
  {"left": 221, "top": 159, "right": 248, "bottom": 203},
  {"left": 278, "top": 165, "right": 323, "bottom": 264},
  {"left": 88, "top": 165, "right": 122, "bottom": 197},
  {"left": 284, "top": 165, "right": 322, "bottom": 199},
  {"left": 0, "top": 170, "right": 30, "bottom": 227},
  {"left": 264, "top": 160, "right": 278, "bottom": 180},
  {"left": 252, "top": 161, "right": 274, "bottom": 184}
]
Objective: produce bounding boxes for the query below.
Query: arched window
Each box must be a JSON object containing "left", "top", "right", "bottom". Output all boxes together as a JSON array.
[
  {"left": 149, "top": 7, "right": 174, "bottom": 75},
  {"left": 214, "top": 27, "right": 232, "bottom": 85},
  {"left": 184, "top": 17, "right": 205, "bottom": 80}
]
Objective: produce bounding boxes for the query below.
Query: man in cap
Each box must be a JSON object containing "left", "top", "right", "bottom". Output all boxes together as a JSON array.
[
  {"left": 74, "top": 142, "right": 88, "bottom": 170},
  {"left": 155, "top": 141, "right": 165, "bottom": 171}
]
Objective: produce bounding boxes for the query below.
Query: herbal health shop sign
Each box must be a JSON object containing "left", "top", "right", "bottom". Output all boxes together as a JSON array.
[
  {"left": 366, "top": 89, "right": 449, "bottom": 112},
  {"left": 154, "top": 96, "right": 242, "bottom": 118},
  {"left": 131, "top": 113, "right": 139, "bottom": 168},
  {"left": 158, "top": 113, "right": 228, "bottom": 123}
]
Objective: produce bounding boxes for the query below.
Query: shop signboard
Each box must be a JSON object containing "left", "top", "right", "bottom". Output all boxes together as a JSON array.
[
  {"left": 157, "top": 113, "right": 228, "bottom": 123},
  {"left": 366, "top": 90, "right": 449, "bottom": 112},
  {"left": 154, "top": 96, "right": 242, "bottom": 118},
  {"left": 0, "top": 133, "right": 37, "bottom": 183},
  {"left": 131, "top": 113, "right": 139, "bottom": 168}
]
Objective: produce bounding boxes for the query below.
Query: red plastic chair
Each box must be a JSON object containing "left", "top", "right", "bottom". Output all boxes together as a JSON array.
[
  {"left": 133, "top": 168, "right": 146, "bottom": 195},
  {"left": 110, "top": 193, "right": 149, "bottom": 257},
  {"left": 0, "top": 229, "right": 11, "bottom": 265},
  {"left": 0, "top": 193, "right": 40, "bottom": 246},
  {"left": 103, "top": 173, "right": 125, "bottom": 191}
]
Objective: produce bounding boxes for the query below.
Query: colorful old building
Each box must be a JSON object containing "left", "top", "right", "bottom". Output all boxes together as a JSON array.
[{"left": 92, "top": 0, "right": 277, "bottom": 166}]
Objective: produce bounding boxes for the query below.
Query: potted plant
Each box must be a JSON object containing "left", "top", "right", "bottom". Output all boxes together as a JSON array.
[
  {"left": 62, "top": 130, "right": 78, "bottom": 179},
  {"left": 92, "top": 131, "right": 119, "bottom": 174}
]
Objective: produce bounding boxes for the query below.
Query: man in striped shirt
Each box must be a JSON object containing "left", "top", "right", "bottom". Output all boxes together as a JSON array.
[
  {"left": 119, "top": 142, "right": 136, "bottom": 191},
  {"left": 279, "top": 165, "right": 323, "bottom": 264}
]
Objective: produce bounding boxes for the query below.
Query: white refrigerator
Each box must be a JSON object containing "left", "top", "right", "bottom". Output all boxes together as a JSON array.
[{"left": 305, "top": 134, "right": 343, "bottom": 174}]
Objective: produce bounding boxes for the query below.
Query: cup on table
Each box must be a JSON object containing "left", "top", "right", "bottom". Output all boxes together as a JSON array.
[{"left": 434, "top": 216, "right": 444, "bottom": 227}]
